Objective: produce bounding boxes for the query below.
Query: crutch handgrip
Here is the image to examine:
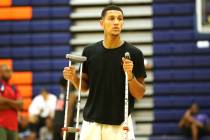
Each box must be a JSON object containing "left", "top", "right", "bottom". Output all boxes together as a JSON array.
[
  {"left": 66, "top": 54, "right": 87, "bottom": 63},
  {"left": 125, "top": 52, "right": 131, "bottom": 60}
]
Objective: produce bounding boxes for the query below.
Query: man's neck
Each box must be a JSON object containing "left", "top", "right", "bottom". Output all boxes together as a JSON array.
[
  {"left": 103, "top": 34, "right": 123, "bottom": 49},
  {"left": 1, "top": 78, "right": 8, "bottom": 84}
]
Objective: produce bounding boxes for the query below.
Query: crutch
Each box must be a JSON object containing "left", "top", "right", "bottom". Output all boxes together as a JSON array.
[
  {"left": 123, "top": 52, "right": 130, "bottom": 140},
  {"left": 62, "top": 54, "right": 87, "bottom": 140}
]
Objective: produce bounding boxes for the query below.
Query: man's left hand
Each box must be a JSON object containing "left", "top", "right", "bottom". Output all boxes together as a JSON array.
[
  {"left": 0, "top": 96, "right": 7, "bottom": 103},
  {"left": 122, "top": 57, "right": 134, "bottom": 81}
]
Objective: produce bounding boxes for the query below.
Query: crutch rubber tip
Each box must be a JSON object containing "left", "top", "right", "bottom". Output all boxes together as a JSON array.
[{"left": 123, "top": 126, "right": 129, "bottom": 131}]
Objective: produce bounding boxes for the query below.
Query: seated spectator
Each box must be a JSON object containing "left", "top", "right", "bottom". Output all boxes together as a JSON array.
[
  {"left": 29, "top": 88, "right": 57, "bottom": 137},
  {"left": 179, "top": 103, "right": 210, "bottom": 140},
  {"left": 39, "top": 117, "right": 53, "bottom": 140}
]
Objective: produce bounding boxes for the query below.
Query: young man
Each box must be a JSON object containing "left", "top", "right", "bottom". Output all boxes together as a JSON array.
[
  {"left": 0, "top": 64, "right": 23, "bottom": 140},
  {"left": 63, "top": 5, "right": 147, "bottom": 140}
]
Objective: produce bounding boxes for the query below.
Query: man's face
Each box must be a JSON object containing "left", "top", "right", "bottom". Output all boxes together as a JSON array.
[
  {"left": 1, "top": 65, "right": 12, "bottom": 82},
  {"left": 100, "top": 10, "right": 124, "bottom": 36},
  {"left": 41, "top": 89, "right": 49, "bottom": 100},
  {"left": 191, "top": 104, "right": 199, "bottom": 115}
]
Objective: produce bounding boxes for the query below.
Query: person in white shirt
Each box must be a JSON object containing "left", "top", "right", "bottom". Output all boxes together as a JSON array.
[{"left": 29, "top": 88, "right": 57, "bottom": 138}]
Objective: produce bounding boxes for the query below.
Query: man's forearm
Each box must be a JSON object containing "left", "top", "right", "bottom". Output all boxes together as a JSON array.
[
  {"left": 71, "top": 75, "right": 89, "bottom": 92},
  {"left": 128, "top": 78, "right": 145, "bottom": 100},
  {"left": 8, "top": 100, "right": 23, "bottom": 110},
  {"left": 2, "top": 98, "right": 23, "bottom": 110},
  {"left": 0, "top": 103, "right": 13, "bottom": 110}
]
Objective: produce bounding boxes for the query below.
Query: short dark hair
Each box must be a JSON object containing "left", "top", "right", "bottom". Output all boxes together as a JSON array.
[{"left": 101, "top": 5, "right": 123, "bottom": 19}]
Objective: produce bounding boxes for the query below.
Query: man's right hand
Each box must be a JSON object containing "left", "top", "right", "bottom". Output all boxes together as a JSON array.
[
  {"left": 63, "top": 66, "right": 89, "bottom": 92},
  {"left": 63, "top": 66, "right": 77, "bottom": 82}
]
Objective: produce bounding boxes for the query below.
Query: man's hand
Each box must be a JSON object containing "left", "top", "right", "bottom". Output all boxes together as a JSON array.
[
  {"left": 122, "top": 57, "right": 134, "bottom": 81},
  {"left": 63, "top": 66, "right": 77, "bottom": 82},
  {"left": 122, "top": 57, "right": 145, "bottom": 100},
  {"left": 0, "top": 97, "right": 22, "bottom": 110},
  {"left": 63, "top": 66, "right": 89, "bottom": 92},
  {"left": 0, "top": 96, "right": 7, "bottom": 103},
  {"left": 0, "top": 96, "right": 23, "bottom": 110}
]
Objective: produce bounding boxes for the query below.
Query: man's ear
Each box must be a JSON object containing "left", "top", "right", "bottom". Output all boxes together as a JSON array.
[{"left": 99, "top": 19, "right": 104, "bottom": 28}]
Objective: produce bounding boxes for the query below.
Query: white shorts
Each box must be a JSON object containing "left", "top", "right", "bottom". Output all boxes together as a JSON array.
[{"left": 80, "top": 115, "right": 135, "bottom": 140}]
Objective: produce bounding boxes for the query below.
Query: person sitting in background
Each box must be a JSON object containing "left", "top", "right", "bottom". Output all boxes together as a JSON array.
[
  {"left": 179, "top": 103, "right": 210, "bottom": 140},
  {"left": 0, "top": 64, "right": 23, "bottom": 140},
  {"left": 39, "top": 116, "right": 53, "bottom": 140},
  {"left": 29, "top": 88, "right": 57, "bottom": 137},
  {"left": 53, "top": 77, "right": 77, "bottom": 140}
]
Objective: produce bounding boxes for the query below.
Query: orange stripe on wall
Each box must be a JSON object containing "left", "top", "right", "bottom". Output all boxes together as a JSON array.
[
  {"left": 0, "top": 59, "right": 13, "bottom": 69},
  {"left": 0, "top": 0, "right": 12, "bottom": 7},
  {"left": 17, "top": 85, "right": 32, "bottom": 98},
  {"left": 22, "top": 98, "right": 32, "bottom": 111},
  {"left": 10, "top": 72, "right": 32, "bottom": 85},
  {"left": 0, "top": 8, "right": 11, "bottom": 19},
  {"left": 12, "top": 7, "right": 32, "bottom": 20},
  {"left": 0, "top": 7, "right": 32, "bottom": 20}
]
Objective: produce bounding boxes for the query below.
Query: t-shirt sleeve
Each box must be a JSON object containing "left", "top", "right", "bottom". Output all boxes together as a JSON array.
[
  {"left": 133, "top": 49, "right": 147, "bottom": 78},
  {"left": 13, "top": 85, "right": 22, "bottom": 100},
  {"left": 82, "top": 47, "right": 88, "bottom": 74},
  {"left": 0, "top": 81, "right": 4, "bottom": 95}
]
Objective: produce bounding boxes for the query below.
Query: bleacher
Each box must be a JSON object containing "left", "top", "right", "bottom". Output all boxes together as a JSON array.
[{"left": 152, "top": 0, "right": 210, "bottom": 140}]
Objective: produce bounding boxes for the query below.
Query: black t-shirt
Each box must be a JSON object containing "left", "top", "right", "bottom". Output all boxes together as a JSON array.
[{"left": 82, "top": 41, "right": 147, "bottom": 125}]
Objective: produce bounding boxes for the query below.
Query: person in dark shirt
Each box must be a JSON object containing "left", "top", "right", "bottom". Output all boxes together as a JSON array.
[{"left": 63, "top": 5, "right": 146, "bottom": 140}]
